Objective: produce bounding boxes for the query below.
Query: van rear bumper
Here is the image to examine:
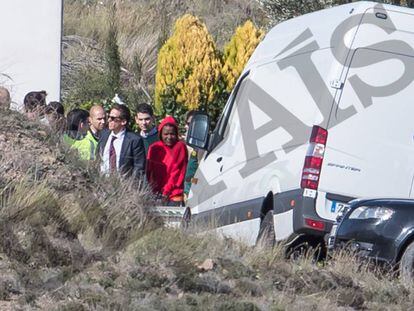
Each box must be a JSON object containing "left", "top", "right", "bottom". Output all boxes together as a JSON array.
[{"left": 274, "top": 189, "right": 333, "bottom": 237}]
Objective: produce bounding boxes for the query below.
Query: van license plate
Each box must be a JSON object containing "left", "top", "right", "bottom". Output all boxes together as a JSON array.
[{"left": 331, "top": 201, "right": 349, "bottom": 213}]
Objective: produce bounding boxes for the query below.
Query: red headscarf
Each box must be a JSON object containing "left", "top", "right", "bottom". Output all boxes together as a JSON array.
[{"left": 158, "top": 116, "right": 179, "bottom": 139}]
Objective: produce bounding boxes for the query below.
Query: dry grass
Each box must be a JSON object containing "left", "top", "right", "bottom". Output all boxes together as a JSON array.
[
  {"left": 2, "top": 93, "right": 414, "bottom": 309},
  {"left": 0, "top": 179, "right": 57, "bottom": 222},
  {"left": 24, "top": 227, "right": 414, "bottom": 310}
]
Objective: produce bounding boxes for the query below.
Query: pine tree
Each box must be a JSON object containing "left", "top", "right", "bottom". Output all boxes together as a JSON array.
[
  {"left": 222, "top": 20, "right": 264, "bottom": 92},
  {"left": 155, "top": 14, "right": 222, "bottom": 121},
  {"left": 105, "top": 3, "right": 121, "bottom": 96}
]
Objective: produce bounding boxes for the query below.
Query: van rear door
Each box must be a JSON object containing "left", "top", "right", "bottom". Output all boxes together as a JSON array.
[
  {"left": 321, "top": 6, "right": 414, "bottom": 206},
  {"left": 321, "top": 47, "right": 414, "bottom": 201}
]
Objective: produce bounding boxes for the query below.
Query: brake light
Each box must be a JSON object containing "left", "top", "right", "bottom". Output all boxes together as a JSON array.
[
  {"left": 301, "top": 126, "right": 328, "bottom": 190},
  {"left": 310, "top": 125, "right": 327, "bottom": 144},
  {"left": 305, "top": 218, "right": 325, "bottom": 231}
]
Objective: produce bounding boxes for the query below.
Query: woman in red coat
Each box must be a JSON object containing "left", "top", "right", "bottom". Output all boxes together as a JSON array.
[{"left": 146, "top": 116, "right": 188, "bottom": 205}]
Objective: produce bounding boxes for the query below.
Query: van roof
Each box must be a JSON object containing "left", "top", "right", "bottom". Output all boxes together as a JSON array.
[{"left": 245, "top": 1, "right": 413, "bottom": 71}]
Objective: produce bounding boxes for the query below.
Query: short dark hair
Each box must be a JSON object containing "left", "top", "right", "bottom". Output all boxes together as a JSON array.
[
  {"left": 136, "top": 103, "right": 154, "bottom": 116},
  {"left": 23, "top": 91, "right": 47, "bottom": 112},
  {"left": 66, "top": 109, "right": 89, "bottom": 132},
  {"left": 46, "top": 101, "right": 64, "bottom": 116},
  {"left": 112, "top": 104, "right": 131, "bottom": 123}
]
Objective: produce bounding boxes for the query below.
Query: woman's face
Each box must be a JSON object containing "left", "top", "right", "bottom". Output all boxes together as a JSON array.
[{"left": 161, "top": 124, "right": 178, "bottom": 146}]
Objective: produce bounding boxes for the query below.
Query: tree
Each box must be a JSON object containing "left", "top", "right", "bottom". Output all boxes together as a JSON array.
[
  {"left": 105, "top": 3, "right": 121, "bottom": 96},
  {"left": 397, "top": 0, "right": 414, "bottom": 7},
  {"left": 155, "top": 14, "right": 222, "bottom": 121},
  {"left": 222, "top": 20, "right": 264, "bottom": 92},
  {"left": 259, "top": 0, "right": 414, "bottom": 26},
  {"left": 258, "top": 0, "right": 351, "bottom": 24}
]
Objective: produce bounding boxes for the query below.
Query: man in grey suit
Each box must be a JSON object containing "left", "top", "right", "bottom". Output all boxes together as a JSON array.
[{"left": 99, "top": 104, "right": 145, "bottom": 178}]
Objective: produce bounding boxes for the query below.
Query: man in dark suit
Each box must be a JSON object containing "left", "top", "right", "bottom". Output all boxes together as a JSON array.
[{"left": 99, "top": 104, "right": 145, "bottom": 178}]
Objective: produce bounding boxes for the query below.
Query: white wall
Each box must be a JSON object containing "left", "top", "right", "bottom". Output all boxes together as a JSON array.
[{"left": 0, "top": 0, "right": 62, "bottom": 110}]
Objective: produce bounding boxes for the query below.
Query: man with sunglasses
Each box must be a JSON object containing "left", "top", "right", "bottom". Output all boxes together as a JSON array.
[{"left": 99, "top": 104, "right": 146, "bottom": 179}]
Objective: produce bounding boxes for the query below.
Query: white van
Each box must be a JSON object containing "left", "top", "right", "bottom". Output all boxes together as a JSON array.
[{"left": 186, "top": 1, "right": 414, "bottom": 253}]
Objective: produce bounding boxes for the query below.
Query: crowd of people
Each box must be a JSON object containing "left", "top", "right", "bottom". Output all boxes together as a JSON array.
[{"left": 0, "top": 87, "right": 200, "bottom": 206}]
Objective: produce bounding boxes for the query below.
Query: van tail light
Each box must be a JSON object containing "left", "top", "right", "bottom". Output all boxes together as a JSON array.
[
  {"left": 301, "top": 126, "right": 328, "bottom": 190},
  {"left": 305, "top": 218, "right": 325, "bottom": 231}
]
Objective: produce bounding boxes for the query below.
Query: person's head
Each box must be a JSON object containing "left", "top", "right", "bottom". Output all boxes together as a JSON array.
[
  {"left": 108, "top": 104, "right": 130, "bottom": 134},
  {"left": 184, "top": 110, "right": 197, "bottom": 138},
  {"left": 23, "top": 91, "right": 47, "bottom": 120},
  {"left": 158, "top": 116, "right": 179, "bottom": 147},
  {"left": 88, "top": 105, "right": 106, "bottom": 134},
  {"left": 66, "top": 108, "right": 89, "bottom": 136},
  {"left": 135, "top": 103, "right": 155, "bottom": 133},
  {"left": 45, "top": 101, "right": 64, "bottom": 121},
  {"left": 0, "top": 87, "right": 11, "bottom": 108}
]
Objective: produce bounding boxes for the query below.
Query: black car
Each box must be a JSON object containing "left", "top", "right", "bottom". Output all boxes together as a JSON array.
[{"left": 328, "top": 198, "right": 414, "bottom": 280}]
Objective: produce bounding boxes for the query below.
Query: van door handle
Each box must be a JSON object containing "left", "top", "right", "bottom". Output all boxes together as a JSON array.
[{"left": 216, "top": 157, "right": 223, "bottom": 163}]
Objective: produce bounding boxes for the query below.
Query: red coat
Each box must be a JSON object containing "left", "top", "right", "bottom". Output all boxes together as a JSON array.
[
  {"left": 147, "top": 140, "right": 188, "bottom": 200},
  {"left": 147, "top": 116, "right": 188, "bottom": 200}
]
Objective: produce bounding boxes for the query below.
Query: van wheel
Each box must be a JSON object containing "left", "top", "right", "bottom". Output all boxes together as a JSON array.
[
  {"left": 286, "top": 241, "right": 326, "bottom": 262},
  {"left": 256, "top": 209, "right": 275, "bottom": 247},
  {"left": 400, "top": 241, "right": 414, "bottom": 283},
  {"left": 286, "top": 242, "right": 310, "bottom": 261}
]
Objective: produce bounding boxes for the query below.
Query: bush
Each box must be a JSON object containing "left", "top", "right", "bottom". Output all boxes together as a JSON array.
[
  {"left": 222, "top": 20, "right": 264, "bottom": 92},
  {"left": 63, "top": 66, "right": 109, "bottom": 111},
  {"left": 155, "top": 14, "right": 223, "bottom": 123}
]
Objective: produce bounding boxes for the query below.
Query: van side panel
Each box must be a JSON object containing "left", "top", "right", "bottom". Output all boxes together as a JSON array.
[{"left": 189, "top": 48, "right": 340, "bottom": 242}]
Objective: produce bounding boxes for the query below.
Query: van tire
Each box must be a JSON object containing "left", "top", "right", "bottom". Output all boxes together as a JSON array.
[
  {"left": 285, "top": 238, "right": 326, "bottom": 262},
  {"left": 286, "top": 242, "right": 310, "bottom": 261},
  {"left": 400, "top": 241, "right": 414, "bottom": 283},
  {"left": 256, "top": 209, "right": 275, "bottom": 247}
]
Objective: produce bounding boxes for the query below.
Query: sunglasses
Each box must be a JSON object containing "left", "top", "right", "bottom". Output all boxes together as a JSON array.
[{"left": 108, "top": 115, "right": 123, "bottom": 122}]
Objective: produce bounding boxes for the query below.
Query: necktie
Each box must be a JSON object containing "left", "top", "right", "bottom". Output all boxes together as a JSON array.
[{"left": 109, "top": 136, "right": 117, "bottom": 172}]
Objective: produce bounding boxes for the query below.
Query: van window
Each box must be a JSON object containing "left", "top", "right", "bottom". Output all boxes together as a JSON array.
[{"left": 208, "top": 71, "right": 249, "bottom": 152}]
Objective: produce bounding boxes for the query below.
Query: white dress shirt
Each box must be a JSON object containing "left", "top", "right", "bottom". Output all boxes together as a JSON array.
[{"left": 101, "top": 129, "right": 126, "bottom": 174}]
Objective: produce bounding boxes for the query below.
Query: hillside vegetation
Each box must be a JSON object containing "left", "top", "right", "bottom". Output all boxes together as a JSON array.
[
  {"left": 62, "top": 0, "right": 266, "bottom": 107},
  {"left": 0, "top": 108, "right": 414, "bottom": 309}
]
